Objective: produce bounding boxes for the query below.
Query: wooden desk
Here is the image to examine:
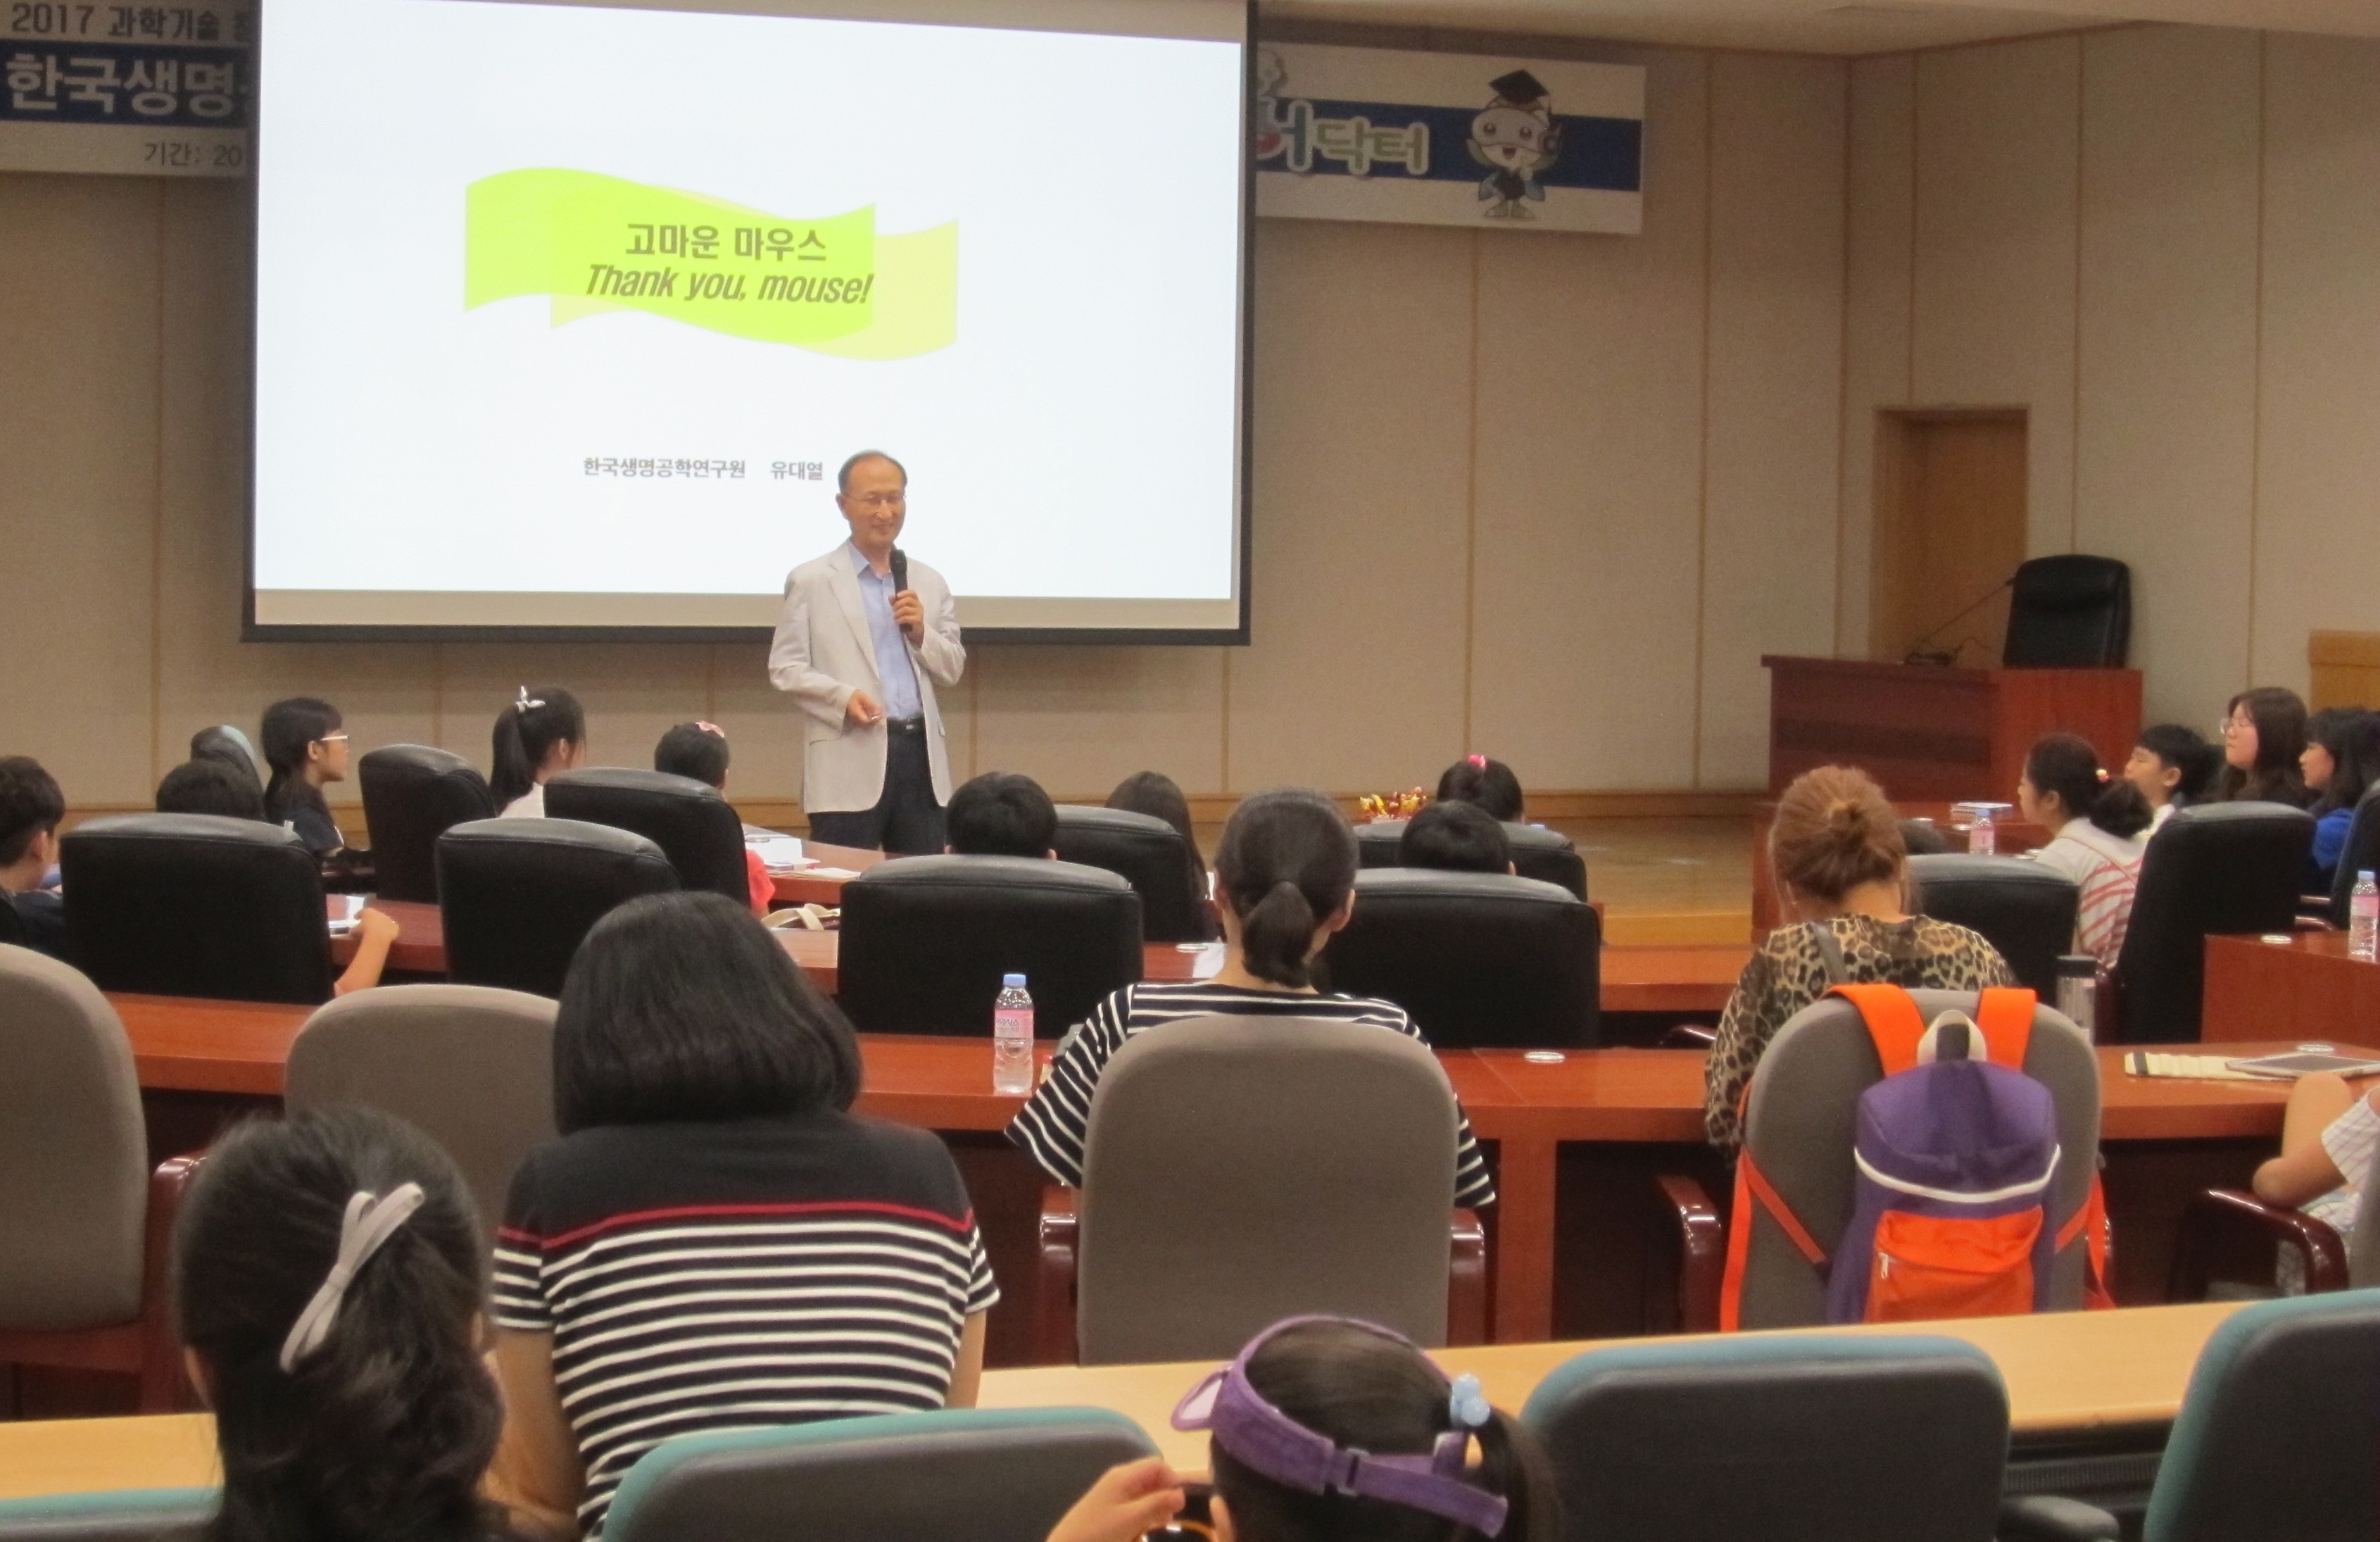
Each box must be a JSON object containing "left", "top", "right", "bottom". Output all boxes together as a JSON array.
[
  {"left": 0, "top": 1302, "right": 2244, "bottom": 1500},
  {"left": 1750, "top": 800, "right": 2053, "bottom": 935},
  {"left": 1763, "top": 656, "right": 2141, "bottom": 804},
  {"left": 764, "top": 839, "right": 885, "bottom": 908},
  {"left": 2203, "top": 930, "right": 2380, "bottom": 1048}
]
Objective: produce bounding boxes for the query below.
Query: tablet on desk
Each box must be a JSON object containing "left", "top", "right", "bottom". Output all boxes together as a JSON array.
[{"left": 2224, "top": 1051, "right": 2380, "bottom": 1080}]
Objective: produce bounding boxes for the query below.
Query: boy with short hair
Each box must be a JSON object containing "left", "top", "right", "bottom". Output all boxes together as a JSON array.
[{"left": 0, "top": 756, "right": 67, "bottom": 957}]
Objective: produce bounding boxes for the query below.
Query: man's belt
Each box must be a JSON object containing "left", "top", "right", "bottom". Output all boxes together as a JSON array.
[{"left": 885, "top": 716, "right": 926, "bottom": 734}]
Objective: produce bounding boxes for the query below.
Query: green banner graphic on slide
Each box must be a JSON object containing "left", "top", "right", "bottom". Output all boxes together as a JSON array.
[{"left": 465, "top": 169, "right": 955, "bottom": 358}]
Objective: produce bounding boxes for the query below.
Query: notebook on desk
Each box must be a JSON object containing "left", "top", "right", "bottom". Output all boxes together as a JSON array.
[{"left": 2125, "top": 1051, "right": 2380, "bottom": 1082}]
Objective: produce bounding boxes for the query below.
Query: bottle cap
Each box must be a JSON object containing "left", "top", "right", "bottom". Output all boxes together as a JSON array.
[
  {"left": 2362, "top": 872, "right": 2375, "bottom": 884},
  {"left": 1002, "top": 972, "right": 1026, "bottom": 986}
]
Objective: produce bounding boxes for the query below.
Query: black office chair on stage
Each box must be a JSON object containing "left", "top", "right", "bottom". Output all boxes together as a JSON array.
[
  {"left": 60, "top": 814, "right": 333, "bottom": 1005},
  {"left": 2002, "top": 554, "right": 2130, "bottom": 669},
  {"left": 1050, "top": 806, "right": 1210, "bottom": 944},
  {"left": 1324, "top": 868, "right": 1600, "bottom": 1050},
  {"left": 360, "top": 745, "right": 496, "bottom": 903},
  {"left": 546, "top": 768, "right": 751, "bottom": 906},
  {"left": 436, "top": 819, "right": 679, "bottom": 997},
  {"left": 1908, "top": 853, "right": 2080, "bottom": 998}
]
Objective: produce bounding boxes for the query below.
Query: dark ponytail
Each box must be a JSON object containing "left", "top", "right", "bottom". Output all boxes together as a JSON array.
[
  {"left": 173, "top": 1108, "right": 503, "bottom": 1542},
  {"left": 1435, "top": 757, "right": 1524, "bottom": 823},
  {"left": 2025, "top": 733, "right": 2151, "bottom": 840},
  {"left": 1214, "top": 789, "right": 1358, "bottom": 989},
  {"left": 259, "top": 698, "right": 340, "bottom": 824},
  {"left": 489, "top": 687, "right": 584, "bottom": 810},
  {"left": 1210, "top": 1320, "right": 1560, "bottom": 1542}
]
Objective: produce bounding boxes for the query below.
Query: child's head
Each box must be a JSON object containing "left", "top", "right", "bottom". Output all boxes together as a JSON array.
[
  {"left": 1400, "top": 801, "right": 1513, "bottom": 875},
  {"left": 655, "top": 721, "right": 731, "bottom": 790},
  {"left": 1434, "top": 757, "right": 1523, "bottom": 824},
  {"left": 1106, "top": 770, "right": 1196, "bottom": 847},
  {"left": 2303, "top": 707, "right": 2380, "bottom": 813},
  {"left": 260, "top": 698, "right": 348, "bottom": 813},
  {"left": 0, "top": 756, "right": 64, "bottom": 888},
  {"left": 2019, "top": 732, "right": 2151, "bottom": 840},
  {"left": 946, "top": 771, "right": 1058, "bottom": 858},
  {"left": 158, "top": 759, "right": 269, "bottom": 822},
  {"left": 2222, "top": 687, "right": 2308, "bottom": 780},
  {"left": 489, "top": 687, "right": 586, "bottom": 809},
  {"left": 2127, "top": 723, "right": 2218, "bottom": 809},
  {"left": 173, "top": 1107, "right": 498, "bottom": 1542},
  {"left": 1213, "top": 789, "right": 1360, "bottom": 989},
  {"left": 1176, "top": 1317, "right": 1556, "bottom": 1542}
]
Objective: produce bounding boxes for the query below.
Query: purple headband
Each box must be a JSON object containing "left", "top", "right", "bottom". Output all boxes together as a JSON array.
[{"left": 1171, "top": 1316, "right": 1510, "bottom": 1536}]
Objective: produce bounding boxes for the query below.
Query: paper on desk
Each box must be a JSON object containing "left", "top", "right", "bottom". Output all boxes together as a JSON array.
[
  {"left": 747, "top": 835, "right": 815, "bottom": 872},
  {"left": 2123, "top": 1053, "right": 2267, "bottom": 1082},
  {"left": 1188, "top": 942, "right": 1226, "bottom": 980}
]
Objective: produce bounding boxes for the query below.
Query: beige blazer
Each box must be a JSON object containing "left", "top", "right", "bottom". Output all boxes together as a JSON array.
[{"left": 767, "top": 544, "right": 965, "bottom": 814}]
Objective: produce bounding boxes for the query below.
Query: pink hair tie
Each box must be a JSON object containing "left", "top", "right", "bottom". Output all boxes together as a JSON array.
[{"left": 1467, "top": 754, "right": 1487, "bottom": 769}]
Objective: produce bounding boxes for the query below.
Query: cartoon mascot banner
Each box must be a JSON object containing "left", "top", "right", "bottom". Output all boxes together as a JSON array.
[{"left": 1252, "top": 46, "right": 1643, "bottom": 235}]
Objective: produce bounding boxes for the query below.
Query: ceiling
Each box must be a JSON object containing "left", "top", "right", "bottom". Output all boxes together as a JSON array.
[{"left": 1260, "top": 0, "right": 2380, "bottom": 56}]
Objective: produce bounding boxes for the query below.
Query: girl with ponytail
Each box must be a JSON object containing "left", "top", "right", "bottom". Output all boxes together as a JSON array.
[
  {"left": 2020, "top": 732, "right": 2152, "bottom": 968},
  {"left": 1007, "top": 788, "right": 1495, "bottom": 1210},
  {"left": 490, "top": 687, "right": 586, "bottom": 818},
  {"left": 173, "top": 1106, "right": 517, "bottom": 1542},
  {"left": 1047, "top": 1316, "right": 1557, "bottom": 1542}
]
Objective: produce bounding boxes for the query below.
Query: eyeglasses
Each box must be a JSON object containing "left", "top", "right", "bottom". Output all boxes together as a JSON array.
[
  {"left": 2218, "top": 719, "right": 2249, "bottom": 739},
  {"left": 314, "top": 732, "right": 349, "bottom": 745},
  {"left": 846, "top": 491, "right": 905, "bottom": 510}
]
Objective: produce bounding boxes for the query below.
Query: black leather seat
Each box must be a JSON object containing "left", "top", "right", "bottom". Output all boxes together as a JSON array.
[
  {"left": 1050, "top": 806, "right": 1210, "bottom": 943},
  {"left": 2324, "top": 786, "right": 2380, "bottom": 928},
  {"left": 1908, "top": 853, "right": 2080, "bottom": 998},
  {"left": 436, "top": 819, "right": 679, "bottom": 997},
  {"left": 1323, "top": 868, "right": 1599, "bottom": 1050},
  {"left": 546, "top": 768, "right": 750, "bottom": 905},
  {"left": 59, "top": 813, "right": 332, "bottom": 1004},
  {"left": 2003, "top": 553, "right": 2131, "bottom": 668},
  {"left": 360, "top": 745, "right": 496, "bottom": 903},
  {"left": 2114, "top": 803, "right": 2314, "bottom": 1043},
  {"left": 1352, "top": 819, "right": 1588, "bottom": 900},
  {"left": 838, "top": 856, "right": 1141, "bottom": 1037}
]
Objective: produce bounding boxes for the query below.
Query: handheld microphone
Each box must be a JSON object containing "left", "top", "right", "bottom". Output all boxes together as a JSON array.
[{"left": 889, "top": 547, "right": 908, "bottom": 594}]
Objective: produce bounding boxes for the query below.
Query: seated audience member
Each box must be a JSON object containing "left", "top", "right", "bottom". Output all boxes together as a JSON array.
[
  {"left": 653, "top": 720, "right": 772, "bottom": 913},
  {"left": 261, "top": 697, "right": 369, "bottom": 863},
  {"left": 2302, "top": 707, "right": 2380, "bottom": 889},
  {"left": 2251, "top": 1071, "right": 2379, "bottom": 1248},
  {"left": 2017, "top": 733, "right": 2153, "bottom": 969},
  {"left": 155, "top": 757, "right": 399, "bottom": 996},
  {"left": 2125, "top": 722, "right": 2221, "bottom": 831},
  {"left": 945, "top": 770, "right": 1057, "bottom": 858},
  {"left": 172, "top": 1105, "right": 513, "bottom": 1542},
  {"left": 491, "top": 687, "right": 586, "bottom": 820},
  {"left": 1007, "top": 787, "right": 1494, "bottom": 1208},
  {"left": 0, "top": 756, "right": 65, "bottom": 958},
  {"left": 489, "top": 892, "right": 996, "bottom": 1538},
  {"left": 2216, "top": 687, "right": 2314, "bottom": 807},
  {"left": 1107, "top": 768, "right": 1217, "bottom": 941},
  {"left": 1399, "top": 799, "right": 1514, "bottom": 875},
  {"left": 1435, "top": 754, "right": 1525, "bottom": 823},
  {"left": 158, "top": 757, "right": 268, "bottom": 820},
  {"left": 190, "top": 725, "right": 265, "bottom": 791},
  {"left": 1045, "top": 1317, "right": 1557, "bottom": 1542},
  {"left": 1705, "top": 765, "right": 2012, "bottom": 1158}
]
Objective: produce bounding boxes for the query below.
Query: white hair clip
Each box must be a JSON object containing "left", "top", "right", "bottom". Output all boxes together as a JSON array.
[
  {"left": 1448, "top": 1372, "right": 1492, "bottom": 1430},
  {"left": 277, "top": 1183, "right": 426, "bottom": 1372},
  {"left": 515, "top": 687, "right": 546, "bottom": 712}
]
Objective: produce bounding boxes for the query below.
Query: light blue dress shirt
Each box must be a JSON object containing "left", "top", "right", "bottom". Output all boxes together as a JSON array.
[{"left": 849, "top": 542, "right": 923, "bottom": 721}]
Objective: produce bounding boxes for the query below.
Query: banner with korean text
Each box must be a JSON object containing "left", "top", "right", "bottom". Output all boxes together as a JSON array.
[
  {"left": 1, "top": 0, "right": 251, "bottom": 175},
  {"left": 1254, "top": 44, "right": 1642, "bottom": 234}
]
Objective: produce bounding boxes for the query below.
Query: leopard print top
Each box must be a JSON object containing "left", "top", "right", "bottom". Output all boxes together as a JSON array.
[{"left": 1703, "top": 914, "right": 2013, "bottom": 1157}]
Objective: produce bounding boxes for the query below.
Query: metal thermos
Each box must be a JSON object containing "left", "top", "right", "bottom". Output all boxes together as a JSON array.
[{"left": 2054, "top": 953, "right": 2098, "bottom": 1040}]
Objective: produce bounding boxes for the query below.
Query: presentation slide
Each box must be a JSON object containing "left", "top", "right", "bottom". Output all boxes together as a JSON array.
[{"left": 248, "top": 0, "right": 1249, "bottom": 639}]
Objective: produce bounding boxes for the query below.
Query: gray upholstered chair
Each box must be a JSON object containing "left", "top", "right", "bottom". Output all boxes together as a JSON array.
[
  {"left": 0, "top": 946, "right": 199, "bottom": 1411},
  {"left": 601, "top": 1409, "right": 1159, "bottom": 1542},
  {"left": 0, "top": 1488, "right": 213, "bottom": 1541},
  {"left": 1523, "top": 1333, "right": 2015, "bottom": 1542},
  {"left": 1660, "top": 989, "right": 2101, "bottom": 1332},
  {"left": 1035, "top": 1015, "right": 1486, "bottom": 1365},
  {"left": 284, "top": 984, "right": 559, "bottom": 1244}
]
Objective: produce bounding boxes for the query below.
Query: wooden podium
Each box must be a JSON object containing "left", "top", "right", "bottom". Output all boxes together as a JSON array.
[{"left": 1762, "top": 656, "right": 2142, "bottom": 802}]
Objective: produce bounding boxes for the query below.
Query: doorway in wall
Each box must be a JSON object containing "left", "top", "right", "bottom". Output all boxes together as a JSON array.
[{"left": 1870, "top": 408, "right": 2028, "bottom": 667}]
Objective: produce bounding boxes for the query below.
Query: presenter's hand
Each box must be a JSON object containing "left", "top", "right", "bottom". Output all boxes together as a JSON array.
[
  {"left": 891, "top": 589, "right": 925, "bottom": 646},
  {"left": 844, "top": 689, "right": 885, "bottom": 728}
]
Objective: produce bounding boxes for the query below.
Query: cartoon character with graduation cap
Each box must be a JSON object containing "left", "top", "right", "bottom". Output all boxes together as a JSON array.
[{"left": 1468, "top": 68, "right": 1561, "bottom": 219}]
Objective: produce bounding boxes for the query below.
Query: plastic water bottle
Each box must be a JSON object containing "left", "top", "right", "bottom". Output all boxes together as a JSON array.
[
  {"left": 993, "top": 974, "right": 1035, "bottom": 1093},
  {"left": 2352, "top": 872, "right": 2379, "bottom": 964},
  {"left": 1969, "top": 807, "right": 1998, "bottom": 855}
]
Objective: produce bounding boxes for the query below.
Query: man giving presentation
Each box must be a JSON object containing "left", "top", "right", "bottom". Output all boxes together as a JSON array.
[{"left": 768, "top": 451, "right": 966, "bottom": 853}]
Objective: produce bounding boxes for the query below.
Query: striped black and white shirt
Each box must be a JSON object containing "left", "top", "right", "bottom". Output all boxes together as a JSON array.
[
  {"left": 1005, "top": 982, "right": 1497, "bottom": 1209},
  {"left": 492, "top": 1112, "right": 999, "bottom": 1536}
]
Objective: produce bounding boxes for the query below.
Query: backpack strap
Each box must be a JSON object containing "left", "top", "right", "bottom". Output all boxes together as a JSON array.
[
  {"left": 2058, "top": 1173, "right": 2117, "bottom": 1310},
  {"left": 1719, "top": 1148, "right": 1830, "bottom": 1332},
  {"left": 1973, "top": 986, "right": 2039, "bottom": 1067},
  {"left": 1813, "top": 924, "right": 1851, "bottom": 985},
  {"left": 1826, "top": 983, "right": 1929, "bottom": 1075}
]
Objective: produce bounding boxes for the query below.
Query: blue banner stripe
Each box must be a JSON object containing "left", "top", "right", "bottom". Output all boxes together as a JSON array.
[{"left": 1256, "top": 98, "right": 1641, "bottom": 192}]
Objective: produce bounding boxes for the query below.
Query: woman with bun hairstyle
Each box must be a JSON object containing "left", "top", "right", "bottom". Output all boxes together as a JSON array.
[
  {"left": 1007, "top": 787, "right": 1494, "bottom": 1210},
  {"left": 2018, "top": 734, "right": 2153, "bottom": 967},
  {"left": 1435, "top": 756, "right": 1525, "bottom": 824},
  {"left": 490, "top": 687, "right": 586, "bottom": 819},
  {"left": 2215, "top": 687, "right": 2313, "bottom": 808},
  {"left": 1704, "top": 766, "right": 2012, "bottom": 1158},
  {"left": 173, "top": 1105, "right": 515, "bottom": 1542},
  {"left": 1047, "top": 1316, "right": 1557, "bottom": 1542}
]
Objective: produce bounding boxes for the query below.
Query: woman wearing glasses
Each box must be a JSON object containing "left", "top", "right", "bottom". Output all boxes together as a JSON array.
[
  {"left": 2215, "top": 687, "right": 2315, "bottom": 808},
  {"left": 260, "top": 697, "right": 374, "bottom": 882}
]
